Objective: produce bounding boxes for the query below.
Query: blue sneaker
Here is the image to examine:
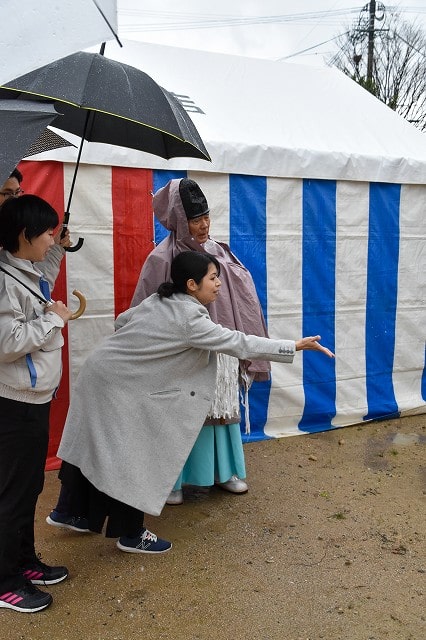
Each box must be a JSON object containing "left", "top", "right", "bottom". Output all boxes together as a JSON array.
[
  {"left": 117, "top": 528, "right": 172, "bottom": 554},
  {"left": 46, "top": 510, "right": 90, "bottom": 533}
]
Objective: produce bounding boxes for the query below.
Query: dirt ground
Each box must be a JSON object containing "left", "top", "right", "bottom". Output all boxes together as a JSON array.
[{"left": 2, "top": 413, "right": 425, "bottom": 640}]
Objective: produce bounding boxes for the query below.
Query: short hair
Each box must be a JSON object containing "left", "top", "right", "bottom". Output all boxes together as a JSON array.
[
  {"left": 157, "top": 251, "right": 220, "bottom": 298},
  {"left": 0, "top": 194, "right": 59, "bottom": 253},
  {"left": 9, "top": 168, "right": 23, "bottom": 184}
]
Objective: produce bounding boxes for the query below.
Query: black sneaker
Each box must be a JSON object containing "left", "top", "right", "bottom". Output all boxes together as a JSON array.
[
  {"left": 46, "top": 509, "right": 90, "bottom": 532},
  {"left": 0, "top": 582, "right": 52, "bottom": 613},
  {"left": 22, "top": 559, "right": 68, "bottom": 585},
  {"left": 117, "top": 528, "right": 172, "bottom": 554}
]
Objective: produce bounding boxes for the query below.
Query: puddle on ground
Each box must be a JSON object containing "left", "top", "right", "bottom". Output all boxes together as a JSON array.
[
  {"left": 392, "top": 433, "right": 422, "bottom": 446},
  {"left": 364, "top": 430, "right": 424, "bottom": 471}
]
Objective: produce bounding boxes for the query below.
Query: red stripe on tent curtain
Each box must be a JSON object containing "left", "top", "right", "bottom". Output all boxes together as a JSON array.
[
  {"left": 111, "top": 167, "right": 154, "bottom": 316},
  {"left": 19, "top": 160, "right": 69, "bottom": 470}
]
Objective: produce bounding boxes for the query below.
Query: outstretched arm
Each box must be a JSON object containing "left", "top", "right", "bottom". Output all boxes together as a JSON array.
[{"left": 185, "top": 304, "right": 334, "bottom": 362}]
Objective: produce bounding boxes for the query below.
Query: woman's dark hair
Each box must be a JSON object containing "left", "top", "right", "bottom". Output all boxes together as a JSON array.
[
  {"left": 0, "top": 194, "right": 59, "bottom": 253},
  {"left": 157, "top": 251, "right": 220, "bottom": 298}
]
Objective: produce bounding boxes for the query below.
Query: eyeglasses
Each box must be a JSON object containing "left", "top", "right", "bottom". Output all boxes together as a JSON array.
[{"left": 0, "top": 188, "right": 24, "bottom": 199}]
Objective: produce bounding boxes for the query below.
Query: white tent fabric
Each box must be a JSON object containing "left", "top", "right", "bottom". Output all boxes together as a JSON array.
[
  {"left": 41, "top": 39, "right": 426, "bottom": 184},
  {"left": 0, "top": 0, "right": 117, "bottom": 85},
  {"left": 23, "top": 42, "right": 425, "bottom": 461}
]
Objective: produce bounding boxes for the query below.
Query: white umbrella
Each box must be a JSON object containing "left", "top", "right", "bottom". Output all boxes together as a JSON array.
[{"left": 0, "top": 0, "right": 118, "bottom": 85}]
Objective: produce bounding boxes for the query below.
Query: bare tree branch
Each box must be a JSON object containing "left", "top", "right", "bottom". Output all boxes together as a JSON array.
[{"left": 328, "top": 8, "right": 426, "bottom": 131}]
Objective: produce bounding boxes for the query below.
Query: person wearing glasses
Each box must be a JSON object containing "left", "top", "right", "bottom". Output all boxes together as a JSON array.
[{"left": 0, "top": 168, "right": 25, "bottom": 205}]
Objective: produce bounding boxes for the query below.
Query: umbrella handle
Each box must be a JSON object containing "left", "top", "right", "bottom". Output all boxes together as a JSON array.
[
  {"left": 70, "top": 289, "right": 86, "bottom": 320},
  {"left": 61, "top": 217, "right": 84, "bottom": 252},
  {"left": 65, "top": 237, "right": 84, "bottom": 252}
]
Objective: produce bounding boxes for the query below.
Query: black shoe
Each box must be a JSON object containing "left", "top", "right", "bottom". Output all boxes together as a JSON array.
[
  {"left": 22, "top": 559, "right": 68, "bottom": 585},
  {"left": 0, "top": 581, "right": 52, "bottom": 613}
]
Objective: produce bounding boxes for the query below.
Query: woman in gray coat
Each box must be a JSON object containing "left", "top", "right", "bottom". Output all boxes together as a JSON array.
[
  {"left": 57, "top": 252, "right": 334, "bottom": 556},
  {"left": 131, "top": 178, "right": 271, "bottom": 502}
]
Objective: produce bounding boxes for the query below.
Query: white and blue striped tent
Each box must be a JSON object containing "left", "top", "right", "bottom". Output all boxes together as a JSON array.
[{"left": 30, "top": 41, "right": 426, "bottom": 450}]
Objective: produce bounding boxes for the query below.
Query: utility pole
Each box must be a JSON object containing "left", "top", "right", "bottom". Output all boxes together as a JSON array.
[
  {"left": 366, "top": 0, "right": 376, "bottom": 84},
  {"left": 355, "top": 1, "right": 387, "bottom": 92}
]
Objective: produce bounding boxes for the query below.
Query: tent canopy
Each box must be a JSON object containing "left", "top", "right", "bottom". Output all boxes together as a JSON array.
[{"left": 40, "top": 39, "right": 426, "bottom": 185}]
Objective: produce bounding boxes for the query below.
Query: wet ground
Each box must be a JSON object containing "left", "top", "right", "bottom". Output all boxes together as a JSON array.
[{"left": 2, "top": 413, "right": 425, "bottom": 640}]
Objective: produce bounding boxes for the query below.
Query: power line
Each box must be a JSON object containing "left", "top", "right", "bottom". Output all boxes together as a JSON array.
[
  {"left": 118, "top": 8, "right": 363, "bottom": 33},
  {"left": 277, "top": 32, "right": 351, "bottom": 61},
  {"left": 118, "top": 6, "right": 426, "bottom": 34}
]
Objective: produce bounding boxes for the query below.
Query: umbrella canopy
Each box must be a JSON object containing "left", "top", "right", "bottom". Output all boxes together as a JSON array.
[
  {"left": 0, "top": 0, "right": 118, "bottom": 85},
  {"left": 0, "top": 100, "right": 59, "bottom": 185},
  {"left": 0, "top": 52, "right": 211, "bottom": 162},
  {"left": 24, "top": 128, "right": 76, "bottom": 158}
]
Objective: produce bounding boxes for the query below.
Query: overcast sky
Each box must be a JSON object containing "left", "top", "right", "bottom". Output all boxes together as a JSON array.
[{"left": 116, "top": 1, "right": 426, "bottom": 66}]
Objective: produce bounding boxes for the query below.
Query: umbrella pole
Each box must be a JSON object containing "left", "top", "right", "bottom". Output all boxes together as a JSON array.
[{"left": 62, "top": 111, "right": 92, "bottom": 252}]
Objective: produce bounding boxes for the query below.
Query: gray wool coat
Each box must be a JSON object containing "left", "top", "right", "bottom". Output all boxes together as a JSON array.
[{"left": 57, "top": 293, "right": 296, "bottom": 516}]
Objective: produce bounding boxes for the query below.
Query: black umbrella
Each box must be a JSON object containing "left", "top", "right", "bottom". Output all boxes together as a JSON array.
[
  {"left": 0, "top": 51, "right": 210, "bottom": 250},
  {"left": 0, "top": 99, "right": 59, "bottom": 185}
]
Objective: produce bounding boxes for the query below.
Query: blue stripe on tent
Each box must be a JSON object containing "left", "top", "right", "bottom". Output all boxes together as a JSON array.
[
  {"left": 364, "top": 183, "right": 400, "bottom": 421},
  {"left": 229, "top": 175, "right": 268, "bottom": 318},
  {"left": 422, "top": 346, "right": 426, "bottom": 401},
  {"left": 153, "top": 170, "right": 187, "bottom": 244},
  {"left": 298, "top": 179, "right": 337, "bottom": 433},
  {"left": 228, "top": 175, "right": 270, "bottom": 442}
]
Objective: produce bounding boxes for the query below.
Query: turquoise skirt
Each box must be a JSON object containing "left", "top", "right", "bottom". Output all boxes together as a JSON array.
[{"left": 173, "top": 423, "right": 246, "bottom": 489}]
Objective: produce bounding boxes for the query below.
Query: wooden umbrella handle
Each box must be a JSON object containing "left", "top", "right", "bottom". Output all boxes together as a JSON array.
[{"left": 70, "top": 289, "right": 87, "bottom": 320}]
